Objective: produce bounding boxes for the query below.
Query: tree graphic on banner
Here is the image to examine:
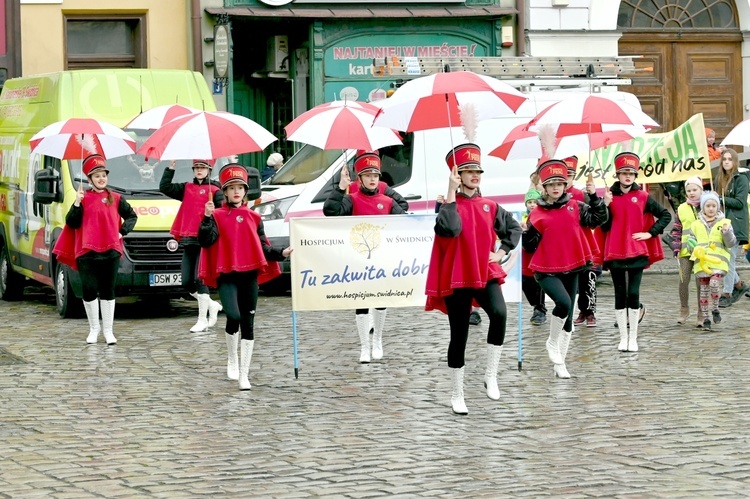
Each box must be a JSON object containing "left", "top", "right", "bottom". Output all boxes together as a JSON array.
[{"left": 350, "top": 223, "right": 384, "bottom": 259}]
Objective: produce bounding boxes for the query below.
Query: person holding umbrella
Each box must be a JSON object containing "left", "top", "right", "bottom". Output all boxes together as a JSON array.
[
  {"left": 523, "top": 159, "right": 608, "bottom": 379},
  {"left": 198, "top": 163, "right": 292, "bottom": 390},
  {"left": 323, "top": 150, "right": 409, "bottom": 364},
  {"left": 159, "top": 159, "right": 224, "bottom": 333},
  {"left": 425, "top": 142, "right": 522, "bottom": 415},
  {"left": 53, "top": 153, "right": 138, "bottom": 345}
]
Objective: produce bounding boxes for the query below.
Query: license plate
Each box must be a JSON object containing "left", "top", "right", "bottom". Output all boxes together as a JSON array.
[{"left": 149, "top": 273, "right": 182, "bottom": 286}]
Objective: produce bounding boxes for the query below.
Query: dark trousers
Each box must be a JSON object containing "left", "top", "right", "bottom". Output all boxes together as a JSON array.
[
  {"left": 217, "top": 271, "right": 259, "bottom": 340},
  {"left": 536, "top": 271, "right": 580, "bottom": 332},
  {"left": 610, "top": 267, "right": 644, "bottom": 310},
  {"left": 444, "top": 281, "right": 507, "bottom": 368},
  {"left": 77, "top": 254, "right": 119, "bottom": 301},
  {"left": 522, "top": 275, "right": 546, "bottom": 313},
  {"left": 576, "top": 268, "right": 597, "bottom": 314},
  {"left": 181, "top": 244, "right": 209, "bottom": 295}
]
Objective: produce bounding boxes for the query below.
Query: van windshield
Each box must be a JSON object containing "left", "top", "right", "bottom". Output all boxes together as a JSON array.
[
  {"left": 267, "top": 146, "right": 344, "bottom": 185},
  {"left": 67, "top": 130, "right": 227, "bottom": 194}
]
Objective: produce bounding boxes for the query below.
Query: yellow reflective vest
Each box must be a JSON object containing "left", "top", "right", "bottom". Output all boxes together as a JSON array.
[
  {"left": 689, "top": 218, "right": 732, "bottom": 275},
  {"left": 677, "top": 203, "right": 699, "bottom": 258}
]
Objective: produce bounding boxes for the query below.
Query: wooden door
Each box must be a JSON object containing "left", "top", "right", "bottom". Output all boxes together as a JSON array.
[{"left": 620, "top": 36, "right": 743, "bottom": 143}]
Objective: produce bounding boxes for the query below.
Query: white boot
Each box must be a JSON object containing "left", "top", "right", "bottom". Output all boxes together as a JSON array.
[
  {"left": 371, "top": 309, "right": 387, "bottom": 360},
  {"left": 238, "top": 339, "right": 255, "bottom": 390},
  {"left": 207, "top": 297, "right": 223, "bottom": 328},
  {"left": 355, "top": 314, "right": 371, "bottom": 363},
  {"left": 616, "top": 309, "right": 628, "bottom": 351},
  {"left": 554, "top": 329, "right": 572, "bottom": 379},
  {"left": 225, "top": 333, "right": 239, "bottom": 380},
  {"left": 190, "top": 294, "right": 209, "bottom": 332},
  {"left": 484, "top": 344, "right": 503, "bottom": 400},
  {"left": 628, "top": 308, "right": 639, "bottom": 352},
  {"left": 451, "top": 366, "right": 468, "bottom": 415},
  {"left": 100, "top": 299, "right": 117, "bottom": 345},
  {"left": 83, "top": 299, "right": 100, "bottom": 344},
  {"left": 546, "top": 315, "right": 565, "bottom": 365}
]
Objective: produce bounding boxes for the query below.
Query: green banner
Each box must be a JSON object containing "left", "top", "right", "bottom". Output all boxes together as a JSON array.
[{"left": 573, "top": 114, "right": 711, "bottom": 186}]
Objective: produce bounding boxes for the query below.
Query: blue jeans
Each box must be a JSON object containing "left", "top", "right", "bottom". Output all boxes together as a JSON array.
[{"left": 723, "top": 245, "right": 740, "bottom": 294}]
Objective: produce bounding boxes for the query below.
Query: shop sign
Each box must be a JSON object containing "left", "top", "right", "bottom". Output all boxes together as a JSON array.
[
  {"left": 214, "top": 24, "right": 231, "bottom": 79},
  {"left": 325, "top": 33, "right": 486, "bottom": 79}
]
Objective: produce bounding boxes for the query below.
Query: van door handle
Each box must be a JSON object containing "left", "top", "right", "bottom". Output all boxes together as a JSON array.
[{"left": 403, "top": 195, "right": 422, "bottom": 200}]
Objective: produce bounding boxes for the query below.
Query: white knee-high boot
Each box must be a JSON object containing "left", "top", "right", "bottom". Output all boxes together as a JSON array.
[
  {"left": 355, "top": 314, "right": 371, "bottom": 363},
  {"left": 83, "top": 299, "right": 100, "bottom": 344},
  {"left": 546, "top": 315, "right": 565, "bottom": 365},
  {"left": 553, "top": 329, "right": 572, "bottom": 379},
  {"left": 628, "top": 308, "right": 640, "bottom": 352},
  {"left": 100, "top": 299, "right": 117, "bottom": 345},
  {"left": 238, "top": 339, "right": 255, "bottom": 390},
  {"left": 371, "top": 309, "right": 387, "bottom": 360},
  {"left": 616, "top": 309, "right": 628, "bottom": 351},
  {"left": 484, "top": 344, "right": 503, "bottom": 400},
  {"left": 190, "top": 294, "right": 209, "bottom": 332},
  {"left": 207, "top": 297, "right": 223, "bottom": 328},
  {"left": 451, "top": 366, "right": 468, "bottom": 415},
  {"left": 225, "top": 333, "right": 239, "bottom": 380}
]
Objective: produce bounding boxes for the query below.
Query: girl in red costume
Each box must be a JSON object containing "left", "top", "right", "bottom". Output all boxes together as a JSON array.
[
  {"left": 523, "top": 159, "right": 608, "bottom": 379},
  {"left": 601, "top": 152, "right": 671, "bottom": 353},
  {"left": 198, "top": 164, "right": 292, "bottom": 390},
  {"left": 53, "top": 154, "right": 138, "bottom": 345},
  {"left": 323, "top": 150, "right": 408, "bottom": 364},
  {"left": 425, "top": 143, "right": 522, "bottom": 415},
  {"left": 160, "top": 159, "right": 224, "bottom": 333}
]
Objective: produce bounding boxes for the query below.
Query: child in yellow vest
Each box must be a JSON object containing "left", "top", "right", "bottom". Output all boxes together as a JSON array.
[
  {"left": 687, "top": 191, "right": 736, "bottom": 330},
  {"left": 669, "top": 176, "right": 703, "bottom": 325}
]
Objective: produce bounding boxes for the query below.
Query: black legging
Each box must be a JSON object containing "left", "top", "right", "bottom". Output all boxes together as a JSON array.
[
  {"left": 77, "top": 254, "right": 120, "bottom": 301},
  {"left": 444, "top": 281, "right": 507, "bottom": 368},
  {"left": 536, "top": 271, "right": 580, "bottom": 332},
  {"left": 609, "top": 267, "right": 644, "bottom": 310},
  {"left": 522, "top": 275, "right": 546, "bottom": 312},
  {"left": 576, "top": 268, "right": 597, "bottom": 314},
  {"left": 181, "top": 244, "right": 208, "bottom": 294},
  {"left": 217, "top": 270, "right": 259, "bottom": 340}
]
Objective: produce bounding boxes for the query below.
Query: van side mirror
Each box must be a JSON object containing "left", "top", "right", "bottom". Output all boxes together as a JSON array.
[
  {"left": 33, "top": 168, "right": 62, "bottom": 204},
  {"left": 246, "top": 166, "right": 262, "bottom": 201}
]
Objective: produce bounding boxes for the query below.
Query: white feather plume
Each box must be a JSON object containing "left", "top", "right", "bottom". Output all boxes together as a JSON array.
[
  {"left": 537, "top": 124, "right": 557, "bottom": 160},
  {"left": 459, "top": 103, "right": 478, "bottom": 144},
  {"left": 75, "top": 133, "right": 98, "bottom": 155}
]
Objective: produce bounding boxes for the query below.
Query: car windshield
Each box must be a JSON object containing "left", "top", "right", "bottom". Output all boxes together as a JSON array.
[
  {"left": 268, "top": 145, "right": 344, "bottom": 185},
  {"left": 67, "top": 129, "right": 228, "bottom": 193}
]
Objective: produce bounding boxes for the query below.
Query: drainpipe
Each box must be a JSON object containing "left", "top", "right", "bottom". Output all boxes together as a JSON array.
[
  {"left": 516, "top": 0, "right": 526, "bottom": 56},
  {"left": 191, "top": 0, "right": 203, "bottom": 71}
]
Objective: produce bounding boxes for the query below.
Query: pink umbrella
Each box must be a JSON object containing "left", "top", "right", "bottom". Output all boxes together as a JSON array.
[
  {"left": 125, "top": 104, "right": 201, "bottom": 130},
  {"left": 285, "top": 100, "right": 402, "bottom": 151},
  {"left": 30, "top": 118, "right": 136, "bottom": 159},
  {"left": 372, "top": 70, "right": 528, "bottom": 132},
  {"left": 137, "top": 111, "right": 277, "bottom": 160},
  {"left": 490, "top": 123, "right": 649, "bottom": 162}
]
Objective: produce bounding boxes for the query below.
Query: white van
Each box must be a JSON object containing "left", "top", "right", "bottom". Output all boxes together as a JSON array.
[{"left": 253, "top": 89, "right": 644, "bottom": 288}]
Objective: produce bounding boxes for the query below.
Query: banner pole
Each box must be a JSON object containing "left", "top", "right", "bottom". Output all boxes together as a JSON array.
[{"left": 292, "top": 311, "right": 299, "bottom": 379}]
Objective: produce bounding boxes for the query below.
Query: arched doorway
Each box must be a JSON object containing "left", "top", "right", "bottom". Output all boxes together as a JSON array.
[{"left": 618, "top": 1, "right": 742, "bottom": 143}]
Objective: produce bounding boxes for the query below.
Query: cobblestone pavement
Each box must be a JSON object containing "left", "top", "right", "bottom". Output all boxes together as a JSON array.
[{"left": 1, "top": 264, "right": 749, "bottom": 497}]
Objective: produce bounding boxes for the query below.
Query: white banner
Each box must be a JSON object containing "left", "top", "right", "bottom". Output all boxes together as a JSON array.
[{"left": 290, "top": 214, "right": 523, "bottom": 311}]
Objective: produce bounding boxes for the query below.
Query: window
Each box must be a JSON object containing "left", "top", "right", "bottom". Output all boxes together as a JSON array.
[
  {"left": 618, "top": 0, "right": 737, "bottom": 29},
  {"left": 64, "top": 15, "right": 146, "bottom": 69}
]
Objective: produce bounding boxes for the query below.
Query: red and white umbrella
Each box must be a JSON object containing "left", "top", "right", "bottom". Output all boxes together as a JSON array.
[
  {"left": 30, "top": 118, "right": 136, "bottom": 159},
  {"left": 490, "top": 123, "right": 649, "bottom": 161},
  {"left": 372, "top": 70, "right": 528, "bottom": 132},
  {"left": 125, "top": 104, "right": 201, "bottom": 130},
  {"left": 137, "top": 111, "right": 277, "bottom": 160},
  {"left": 285, "top": 100, "right": 402, "bottom": 151},
  {"left": 527, "top": 94, "right": 659, "bottom": 131}
]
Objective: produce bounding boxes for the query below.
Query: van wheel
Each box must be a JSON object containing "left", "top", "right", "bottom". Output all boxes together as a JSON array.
[
  {"left": 55, "top": 264, "right": 83, "bottom": 318},
  {"left": 0, "top": 242, "right": 25, "bottom": 301}
]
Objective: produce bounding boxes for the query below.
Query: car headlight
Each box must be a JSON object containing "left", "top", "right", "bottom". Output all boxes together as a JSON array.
[{"left": 251, "top": 196, "right": 298, "bottom": 221}]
